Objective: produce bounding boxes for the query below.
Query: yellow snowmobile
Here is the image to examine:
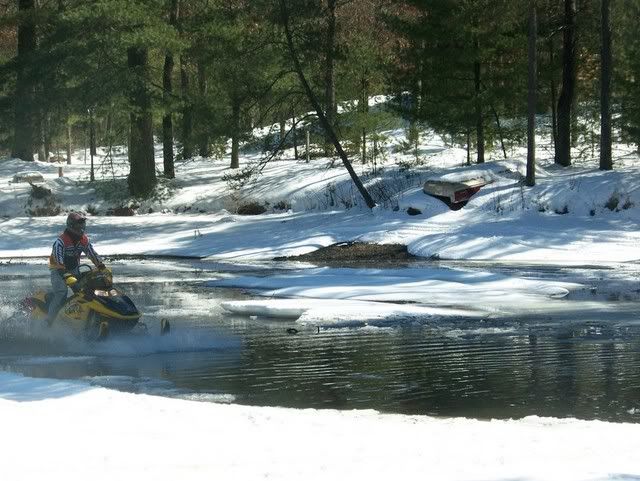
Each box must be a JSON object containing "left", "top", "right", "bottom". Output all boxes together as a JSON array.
[{"left": 23, "top": 265, "right": 169, "bottom": 340}]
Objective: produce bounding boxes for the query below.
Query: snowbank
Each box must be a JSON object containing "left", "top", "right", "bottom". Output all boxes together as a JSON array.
[{"left": 1, "top": 372, "right": 639, "bottom": 481}]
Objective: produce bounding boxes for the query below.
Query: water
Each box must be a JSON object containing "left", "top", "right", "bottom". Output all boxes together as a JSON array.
[{"left": 1, "top": 258, "right": 639, "bottom": 422}]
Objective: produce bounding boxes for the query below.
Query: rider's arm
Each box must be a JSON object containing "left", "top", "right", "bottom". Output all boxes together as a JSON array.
[
  {"left": 83, "top": 240, "right": 104, "bottom": 268},
  {"left": 49, "top": 238, "right": 66, "bottom": 271}
]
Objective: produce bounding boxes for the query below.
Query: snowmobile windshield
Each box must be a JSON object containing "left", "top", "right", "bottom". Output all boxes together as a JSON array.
[{"left": 78, "top": 269, "right": 113, "bottom": 291}]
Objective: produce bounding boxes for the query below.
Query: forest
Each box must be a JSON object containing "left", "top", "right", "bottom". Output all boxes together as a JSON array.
[{"left": 0, "top": 0, "right": 638, "bottom": 199}]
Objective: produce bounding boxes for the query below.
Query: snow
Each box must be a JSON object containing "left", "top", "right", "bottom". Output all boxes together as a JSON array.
[
  {"left": 2, "top": 146, "right": 639, "bottom": 263},
  {"left": 213, "top": 266, "right": 583, "bottom": 326},
  {"left": 1, "top": 106, "right": 640, "bottom": 479},
  {"left": 220, "top": 298, "right": 479, "bottom": 327},
  {"left": 1, "top": 371, "right": 640, "bottom": 481}
]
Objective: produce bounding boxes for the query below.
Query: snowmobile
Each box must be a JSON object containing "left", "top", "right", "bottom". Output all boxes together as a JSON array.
[{"left": 22, "top": 264, "right": 170, "bottom": 341}]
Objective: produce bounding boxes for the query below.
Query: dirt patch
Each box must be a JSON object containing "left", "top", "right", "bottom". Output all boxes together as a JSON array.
[{"left": 274, "top": 242, "right": 416, "bottom": 265}]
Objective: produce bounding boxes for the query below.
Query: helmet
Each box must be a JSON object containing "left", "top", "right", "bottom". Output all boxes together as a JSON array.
[{"left": 66, "top": 212, "right": 87, "bottom": 236}]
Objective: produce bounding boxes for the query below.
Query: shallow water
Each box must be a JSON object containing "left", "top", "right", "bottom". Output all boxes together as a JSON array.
[{"left": 1, "top": 258, "right": 639, "bottom": 422}]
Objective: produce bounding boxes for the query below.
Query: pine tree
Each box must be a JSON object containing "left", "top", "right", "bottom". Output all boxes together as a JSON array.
[
  {"left": 162, "top": 0, "right": 180, "bottom": 179},
  {"left": 527, "top": 0, "right": 537, "bottom": 186},
  {"left": 389, "top": 0, "right": 525, "bottom": 164},
  {"left": 599, "top": 0, "right": 612, "bottom": 170},
  {"left": 12, "top": 0, "right": 37, "bottom": 161},
  {"left": 616, "top": 0, "right": 639, "bottom": 152},
  {"left": 555, "top": 0, "right": 577, "bottom": 167}
]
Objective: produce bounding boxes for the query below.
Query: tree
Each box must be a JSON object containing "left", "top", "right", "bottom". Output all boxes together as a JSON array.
[
  {"left": 599, "top": 0, "right": 612, "bottom": 170},
  {"left": 337, "top": 0, "right": 394, "bottom": 164},
  {"left": 162, "top": 0, "right": 180, "bottom": 178},
  {"left": 323, "top": 0, "right": 337, "bottom": 156},
  {"left": 527, "top": 0, "right": 537, "bottom": 186},
  {"left": 617, "top": 0, "right": 640, "bottom": 152},
  {"left": 279, "top": 0, "right": 376, "bottom": 209},
  {"left": 127, "top": 46, "right": 156, "bottom": 196},
  {"left": 12, "top": 0, "right": 37, "bottom": 161},
  {"left": 388, "top": 0, "right": 527, "bottom": 165},
  {"left": 0, "top": 4, "right": 17, "bottom": 153},
  {"left": 555, "top": 0, "right": 576, "bottom": 167}
]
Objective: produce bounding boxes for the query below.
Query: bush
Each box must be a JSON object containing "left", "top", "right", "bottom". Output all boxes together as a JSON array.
[
  {"left": 604, "top": 194, "right": 619, "bottom": 211},
  {"left": 29, "top": 182, "right": 52, "bottom": 199},
  {"left": 86, "top": 204, "right": 99, "bottom": 216},
  {"left": 273, "top": 200, "right": 291, "bottom": 211},
  {"left": 106, "top": 206, "right": 136, "bottom": 216},
  {"left": 223, "top": 166, "right": 255, "bottom": 191},
  {"left": 237, "top": 202, "right": 267, "bottom": 215},
  {"left": 28, "top": 205, "right": 61, "bottom": 216},
  {"left": 26, "top": 183, "right": 60, "bottom": 216}
]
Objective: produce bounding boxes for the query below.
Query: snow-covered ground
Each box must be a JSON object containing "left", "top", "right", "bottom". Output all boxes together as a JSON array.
[
  {"left": 1, "top": 110, "right": 640, "bottom": 479},
  {"left": 1, "top": 125, "right": 639, "bottom": 263},
  {"left": 2, "top": 371, "right": 640, "bottom": 481}
]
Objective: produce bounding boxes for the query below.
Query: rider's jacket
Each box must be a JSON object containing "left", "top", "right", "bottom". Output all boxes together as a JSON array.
[{"left": 48, "top": 230, "right": 101, "bottom": 272}]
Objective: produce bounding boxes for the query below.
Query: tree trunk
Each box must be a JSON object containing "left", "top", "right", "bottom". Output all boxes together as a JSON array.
[
  {"left": 230, "top": 96, "right": 241, "bottom": 169},
  {"left": 323, "top": 0, "right": 337, "bottom": 157},
  {"left": 36, "top": 109, "right": 46, "bottom": 161},
  {"left": 555, "top": 0, "right": 576, "bottom": 167},
  {"left": 490, "top": 104, "right": 508, "bottom": 159},
  {"left": 279, "top": 117, "right": 286, "bottom": 146},
  {"left": 548, "top": 37, "right": 558, "bottom": 151},
  {"left": 89, "top": 110, "right": 97, "bottom": 157},
  {"left": 162, "top": 0, "right": 178, "bottom": 178},
  {"left": 361, "top": 75, "right": 369, "bottom": 164},
  {"left": 44, "top": 113, "right": 51, "bottom": 160},
  {"left": 197, "top": 60, "right": 210, "bottom": 157},
  {"left": 89, "top": 109, "right": 95, "bottom": 182},
  {"left": 162, "top": 51, "right": 175, "bottom": 178},
  {"left": 292, "top": 109, "right": 298, "bottom": 160},
  {"left": 180, "top": 57, "right": 193, "bottom": 159},
  {"left": 165, "top": 0, "right": 179, "bottom": 172},
  {"left": 473, "top": 38, "right": 485, "bottom": 164},
  {"left": 599, "top": 0, "right": 613, "bottom": 171},
  {"left": 127, "top": 47, "right": 156, "bottom": 196},
  {"left": 415, "top": 39, "right": 426, "bottom": 117},
  {"left": 66, "top": 115, "right": 72, "bottom": 164},
  {"left": 526, "top": 0, "right": 537, "bottom": 187},
  {"left": 280, "top": 0, "right": 376, "bottom": 209},
  {"left": 12, "top": 0, "right": 36, "bottom": 161}
]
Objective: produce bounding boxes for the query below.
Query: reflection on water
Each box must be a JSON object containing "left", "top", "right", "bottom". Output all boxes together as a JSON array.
[{"left": 1, "top": 259, "right": 640, "bottom": 422}]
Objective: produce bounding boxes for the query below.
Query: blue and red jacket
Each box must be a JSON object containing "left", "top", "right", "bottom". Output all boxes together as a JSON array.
[{"left": 48, "top": 230, "right": 102, "bottom": 272}]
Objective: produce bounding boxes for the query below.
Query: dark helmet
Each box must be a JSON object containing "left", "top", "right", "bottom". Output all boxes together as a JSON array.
[{"left": 66, "top": 212, "right": 87, "bottom": 236}]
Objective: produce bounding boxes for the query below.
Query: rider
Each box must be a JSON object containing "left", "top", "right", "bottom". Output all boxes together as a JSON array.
[{"left": 46, "top": 212, "right": 105, "bottom": 325}]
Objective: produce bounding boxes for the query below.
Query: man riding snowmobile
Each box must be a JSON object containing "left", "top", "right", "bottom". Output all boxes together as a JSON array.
[
  {"left": 46, "top": 212, "right": 105, "bottom": 325},
  {"left": 24, "top": 212, "right": 167, "bottom": 340}
]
